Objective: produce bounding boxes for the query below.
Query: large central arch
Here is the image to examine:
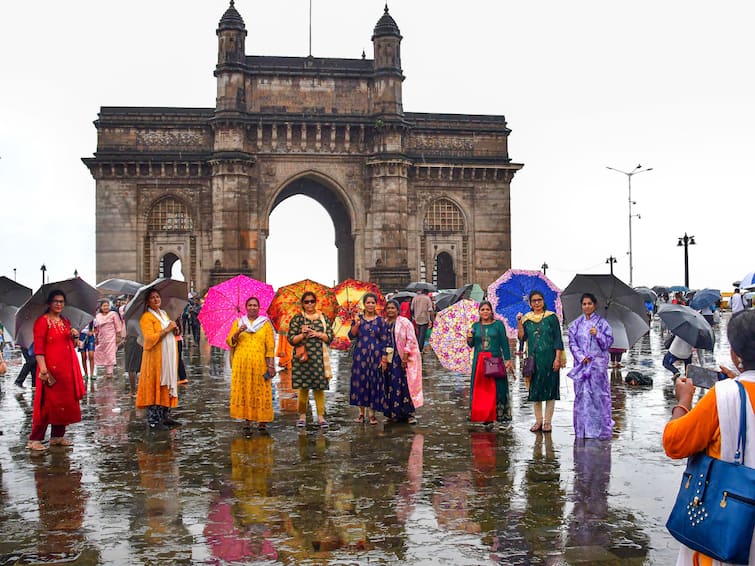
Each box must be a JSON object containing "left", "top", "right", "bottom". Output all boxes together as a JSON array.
[{"left": 266, "top": 174, "right": 355, "bottom": 283}]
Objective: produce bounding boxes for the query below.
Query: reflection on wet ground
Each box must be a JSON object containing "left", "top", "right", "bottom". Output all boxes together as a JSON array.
[{"left": 0, "top": 314, "right": 735, "bottom": 564}]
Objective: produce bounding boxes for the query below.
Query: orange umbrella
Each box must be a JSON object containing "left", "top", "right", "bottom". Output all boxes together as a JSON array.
[
  {"left": 331, "top": 279, "right": 385, "bottom": 350},
  {"left": 268, "top": 279, "right": 337, "bottom": 335}
]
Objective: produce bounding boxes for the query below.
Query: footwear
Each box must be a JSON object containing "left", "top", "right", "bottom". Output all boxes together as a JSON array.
[
  {"left": 542, "top": 422, "right": 552, "bottom": 433},
  {"left": 161, "top": 408, "right": 182, "bottom": 427},
  {"left": 257, "top": 423, "right": 267, "bottom": 431},
  {"left": 50, "top": 437, "right": 73, "bottom": 446},
  {"left": 318, "top": 420, "right": 329, "bottom": 429},
  {"left": 407, "top": 416, "right": 418, "bottom": 425},
  {"left": 483, "top": 421, "right": 495, "bottom": 431},
  {"left": 369, "top": 416, "right": 379, "bottom": 426},
  {"left": 673, "top": 372, "right": 681, "bottom": 380},
  {"left": 296, "top": 418, "right": 306, "bottom": 428},
  {"left": 354, "top": 414, "right": 365, "bottom": 424},
  {"left": 14, "top": 381, "right": 24, "bottom": 388},
  {"left": 27, "top": 440, "right": 47, "bottom": 451},
  {"left": 177, "top": 379, "right": 188, "bottom": 385},
  {"left": 148, "top": 422, "right": 169, "bottom": 431},
  {"left": 530, "top": 422, "right": 543, "bottom": 432}
]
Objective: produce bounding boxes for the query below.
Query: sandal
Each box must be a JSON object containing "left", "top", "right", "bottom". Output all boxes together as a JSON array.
[
  {"left": 542, "top": 423, "right": 552, "bottom": 433},
  {"left": 257, "top": 423, "right": 267, "bottom": 431},
  {"left": 530, "top": 422, "right": 543, "bottom": 432},
  {"left": 27, "top": 440, "right": 47, "bottom": 451},
  {"left": 407, "top": 416, "right": 418, "bottom": 425},
  {"left": 50, "top": 437, "right": 73, "bottom": 446},
  {"left": 296, "top": 418, "right": 306, "bottom": 428},
  {"left": 319, "top": 420, "right": 329, "bottom": 429},
  {"left": 354, "top": 414, "right": 365, "bottom": 424},
  {"left": 369, "top": 417, "right": 379, "bottom": 426}
]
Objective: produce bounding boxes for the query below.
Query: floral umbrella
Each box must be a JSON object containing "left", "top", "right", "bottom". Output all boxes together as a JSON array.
[
  {"left": 487, "top": 269, "right": 562, "bottom": 339},
  {"left": 331, "top": 279, "right": 385, "bottom": 351},
  {"left": 198, "top": 275, "right": 275, "bottom": 350},
  {"left": 268, "top": 279, "right": 337, "bottom": 335},
  {"left": 429, "top": 299, "right": 479, "bottom": 374}
]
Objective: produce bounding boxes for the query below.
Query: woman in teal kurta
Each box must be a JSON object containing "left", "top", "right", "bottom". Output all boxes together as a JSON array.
[
  {"left": 517, "top": 290, "right": 564, "bottom": 433},
  {"left": 467, "top": 301, "right": 513, "bottom": 424}
]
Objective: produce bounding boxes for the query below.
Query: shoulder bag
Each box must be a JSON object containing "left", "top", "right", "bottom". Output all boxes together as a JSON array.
[
  {"left": 666, "top": 381, "right": 755, "bottom": 564},
  {"left": 482, "top": 323, "right": 508, "bottom": 379}
]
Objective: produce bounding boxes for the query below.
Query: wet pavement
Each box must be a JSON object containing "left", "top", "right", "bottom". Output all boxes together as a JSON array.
[{"left": 0, "top": 314, "right": 736, "bottom": 565}]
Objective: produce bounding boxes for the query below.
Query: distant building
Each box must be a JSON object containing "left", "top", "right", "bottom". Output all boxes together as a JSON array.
[{"left": 84, "top": 2, "right": 523, "bottom": 292}]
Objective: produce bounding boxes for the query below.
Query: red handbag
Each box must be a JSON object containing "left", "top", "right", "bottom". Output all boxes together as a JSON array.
[{"left": 483, "top": 357, "right": 507, "bottom": 379}]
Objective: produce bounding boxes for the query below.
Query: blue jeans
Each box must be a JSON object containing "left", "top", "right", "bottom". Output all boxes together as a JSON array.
[{"left": 663, "top": 352, "right": 691, "bottom": 376}]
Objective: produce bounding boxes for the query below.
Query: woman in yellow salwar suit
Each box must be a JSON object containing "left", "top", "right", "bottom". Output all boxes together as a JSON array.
[
  {"left": 227, "top": 296, "right": 276, "bottom": 432},
  {"left": 136, "top": 289, "right": 180, "bottom": 431}
]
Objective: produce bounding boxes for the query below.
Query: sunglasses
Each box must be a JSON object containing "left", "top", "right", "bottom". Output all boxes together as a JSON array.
[
  {"left": 531, "top": 298, "right": 543, "bottom": 303},
  {"left": 302, "top": 299, "right": 316, "bottom": 304}
]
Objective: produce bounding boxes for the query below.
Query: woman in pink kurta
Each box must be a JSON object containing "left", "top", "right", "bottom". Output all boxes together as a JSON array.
[
  {"left": 383, "top": 300, "right": 422, "bottom": 424},
  {"left": 94, "top": 300, "right": 122, "bottom": 377}
]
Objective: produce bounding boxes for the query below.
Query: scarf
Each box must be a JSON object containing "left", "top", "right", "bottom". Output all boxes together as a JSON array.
[
  {"left": 240, "top": 315, "right": 270, "bottom": 333},
  {"left": 148, "top": 308, "right": 178, "bottom": 398},
  {"left": 522, "top": 310, "right": 555, "bottom": 324}
]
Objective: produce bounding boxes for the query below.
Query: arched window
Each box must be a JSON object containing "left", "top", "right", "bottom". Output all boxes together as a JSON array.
[
  {"left": 423, "top": 198, "right": 465, "bottom": 234},
  {"left": 148, "top": 197, "right": 193, "bottom": 232}
]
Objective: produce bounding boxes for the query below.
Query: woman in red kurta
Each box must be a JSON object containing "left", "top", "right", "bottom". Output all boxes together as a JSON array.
[{"left": 28, "top": 290, "right": 86, "bottom": 451}]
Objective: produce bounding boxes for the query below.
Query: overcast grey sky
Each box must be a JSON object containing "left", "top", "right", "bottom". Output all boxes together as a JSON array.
[{"left": 1, "top": 1, "right": 753, "bottom": 293}]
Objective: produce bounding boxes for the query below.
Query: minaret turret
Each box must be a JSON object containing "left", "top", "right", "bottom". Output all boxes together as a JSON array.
[{"left": 371, "top": 5, "right": 404, "bottom": 115}]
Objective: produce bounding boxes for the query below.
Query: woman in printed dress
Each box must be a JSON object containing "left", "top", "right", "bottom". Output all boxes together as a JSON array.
[
  {"left": 567, "top": 293, "right": 614, "bottom": 439},
  {"left": 287, "top": 291, "right": 334, "bottom": 428},
  {"left": 348, "top": 293, "right": 388, "bottom": 425},
  {"left": 227, "top": 296, "right": 275, "bottom": 433},
  {"left": 27, "top": 290, "right": 85, "bottom": 451},
  {"left": 94, "top": 299, "right": 122, "bottom": 378},
  {"left": 383, "top": 299, "right": 420, "bottom": 424},
  {"left": 517, "top": 290, "right": 564, "bottom": 433}
]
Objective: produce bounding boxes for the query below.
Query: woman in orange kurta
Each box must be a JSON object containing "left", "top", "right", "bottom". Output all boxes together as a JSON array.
[
  {"left": 663, "top": 310, "right": 755, "bottom": 565},
  {"left": 28, "top": 290, "right": 86, "bottom": 451},
  {"left": 136, "top": 289, "right": 180, "bottom": 431}
]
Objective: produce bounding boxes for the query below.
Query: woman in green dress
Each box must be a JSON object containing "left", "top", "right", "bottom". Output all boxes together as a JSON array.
[
  {"left": 467, "top": 301, "right": 514, "bottom": 426},
  {"left": 287, "top": 291, "right": 334, "bottom": 429},
  {"left": 516, "top": 290, "right": 563, "bottom": 433}
]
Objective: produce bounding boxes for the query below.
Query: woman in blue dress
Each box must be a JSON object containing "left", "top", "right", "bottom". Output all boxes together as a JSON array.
[{"left": 349, "top": 293, "right": 388, "bottom": 425}]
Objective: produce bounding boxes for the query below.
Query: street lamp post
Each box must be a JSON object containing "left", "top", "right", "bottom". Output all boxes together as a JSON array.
[
  {"left": 606, "top": 164, "right": 653, "bottom": 286},
  {"left": 40, "top": 264, "right": 47, "bottom": 286},
  {"left": 541, "top": 262, "right": 549, "bottom": 276},
  {"left": 605, "top": 255, "right": 617, "bottom": 275},
  {"left": 74, "top": 268, "right": 79, "bottom": 278},
  {"left": 13, "top": 268, "right": 16, "bottom": 281},
  {"left": 677, "top": 233, "right": 696, "bottom": 288}
]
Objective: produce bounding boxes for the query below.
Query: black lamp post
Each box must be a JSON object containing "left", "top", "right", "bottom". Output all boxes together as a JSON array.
[
  {"left": 541, "top": 262, "right": 549, "bottom": 276},
  {"left": 677, "top": 233, "right": 696, "bottom": 288},
  {"left": 605, "top": 255, "right": 617, "bottom": 275},
  {"left": 40, "top": 264, "right": 47, "bottom": 286}
]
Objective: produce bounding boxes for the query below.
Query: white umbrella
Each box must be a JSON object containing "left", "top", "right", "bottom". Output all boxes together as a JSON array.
[
  {"left": 15, "top": 278, "right": 99, "bottom": 348},
  {"left": 0, "top": 303, "right": 19, "bottom": 343}
]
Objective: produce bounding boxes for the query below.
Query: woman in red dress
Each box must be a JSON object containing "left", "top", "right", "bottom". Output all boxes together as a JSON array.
[{"left": 27, "top": 290, "right": 86, "bottom": 451}]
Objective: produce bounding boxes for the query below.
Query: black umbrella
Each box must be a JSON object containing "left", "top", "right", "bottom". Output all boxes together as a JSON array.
[
  {"left": 406, "top": 281, "right": 438, "bottom": 293},
  {"left": 562, "top": 274, "right": 650, "bottom": 350},
  {"left": 390, "top": 291, "right": 417, "bottom": 303},
  {"left": 652, "top": 285, "right": 669, "bottom": 297},
  {"left": 97, "top": 278, "right": 143, "bottom": 296},
  {"left": 15, "top": 278, "right": 99, "bottom": 349},
  {"left": 633, "top": 286, "right": 658, "bottom": 305},
  {"left": 657, "top": 304, "right": 715, "bottom": 350},
  {"left": 433, "top": 291, "right": 457, "bottom": 311},
  {"left": 0, "top": 276, "right": 32, "bottom": 307}
]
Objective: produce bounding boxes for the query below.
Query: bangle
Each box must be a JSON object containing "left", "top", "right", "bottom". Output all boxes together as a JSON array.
[{"left": 672, "top": 404, "right": 690, "bottom": 415}]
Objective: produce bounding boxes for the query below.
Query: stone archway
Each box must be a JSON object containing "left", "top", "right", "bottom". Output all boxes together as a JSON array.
[{"left": 267, "top": 176, "right": 355, "bottom": 282}]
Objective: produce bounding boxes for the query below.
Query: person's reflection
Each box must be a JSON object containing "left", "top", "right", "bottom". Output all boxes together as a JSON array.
[
  {"left": 34, "top": 450, "right": 87, "bottom": 558},
  {"left": 521, "top": 432, "right": 565, "bottom": 562},
  {"left": 205, "top": 436, "right": 279, "bottom": 562},
  {"left": 133, "top": 439, "right": 190, "bottom": 562},
  {"left": 567, "top": 439, "right": 611, "bottom": 549},
  {"left": 396, "top": 433, "right": 424, "bottom": 523}
]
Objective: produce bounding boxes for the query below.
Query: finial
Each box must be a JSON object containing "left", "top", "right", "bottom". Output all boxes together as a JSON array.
[
  {"left": 230, "top": 0, "right": 235, "bottom": 7},
  {"left": 361, "top": 49, "right": 366, "bottom": 59},
  {"left": 384, "top": 3, "right": 389, "bottom": 14}
]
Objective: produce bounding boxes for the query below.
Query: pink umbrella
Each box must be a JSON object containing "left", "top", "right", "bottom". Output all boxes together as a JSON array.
[
  {"left": 198, "top": 275, "right": 275, "bottom": 350},
  {"left": 429, "top": 299, "right": 480, "bottom": 374}
]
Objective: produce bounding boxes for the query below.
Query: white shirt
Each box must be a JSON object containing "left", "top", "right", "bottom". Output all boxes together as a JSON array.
[
  {"left": 669, "top": 336, "right": 694, "bottom": 359},
  {"left": 730, "top": 292, "right": 745, "bottom": 314}
]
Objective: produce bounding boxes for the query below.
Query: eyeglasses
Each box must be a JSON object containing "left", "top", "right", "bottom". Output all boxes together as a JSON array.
[
  {"left": 530, "top": 298, "right": 543, "bottom": 303},
  {"left": 302, "top": 299, "right": 316, "bottom": 304},
  {"left": 51, "top": 300, "right": 65, "bottom": 304}
]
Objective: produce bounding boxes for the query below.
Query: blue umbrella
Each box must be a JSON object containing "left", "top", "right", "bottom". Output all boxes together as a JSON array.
[
  {"left": 689, "top": 288, "right": 721, "bottom": 310},
  {"left": 487, "top": 269, "right": 562, "bottom": 338},
  {"left": 669, "top": 285, "right": 689, "bottom": 293}
]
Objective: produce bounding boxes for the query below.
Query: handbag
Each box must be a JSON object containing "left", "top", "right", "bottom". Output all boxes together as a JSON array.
[
  {"left": 483, "top": 356, "right": 507, "bottom": 379},
  {"left": 522, "top": 356, "right": 536, "bottom": 377},
  {"left": 666, "top": 381, "right": 755, "bottom": 564},
  {"left": 294, "top": 343, "right": 308, "bottom": 363}
]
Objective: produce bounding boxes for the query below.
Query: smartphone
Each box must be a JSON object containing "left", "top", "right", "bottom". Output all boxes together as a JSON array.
[{"left": 685, "top": 365, "right": 727, "bottom": 389}]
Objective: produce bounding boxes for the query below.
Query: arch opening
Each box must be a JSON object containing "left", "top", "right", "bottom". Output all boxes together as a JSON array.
[
  {"left": 435, "top": 251, "right": 456, "bottom": 289},
  {"left": 266, "top": 177, "right": 354, "bottom": 288},
  {"left": 159, "top": 253, "right": 185, "bottom": 281}
]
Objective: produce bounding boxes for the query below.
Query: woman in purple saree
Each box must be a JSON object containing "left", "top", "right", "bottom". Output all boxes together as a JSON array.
[{"left": 567, "top": 293, "right": 614, "bottom": 439}]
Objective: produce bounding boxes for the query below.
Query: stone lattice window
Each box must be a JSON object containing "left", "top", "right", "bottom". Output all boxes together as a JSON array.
[
  {"left": 424, "top": 198, "right": 465, "bottom": 233},
  {"left": 147, "top": 197, "right": 193, "bottom": 231}
]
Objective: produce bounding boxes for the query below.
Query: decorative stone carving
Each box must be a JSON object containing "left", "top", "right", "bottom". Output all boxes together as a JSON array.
[
  {"left": 409, "top": 135, "right": 473, "bottom": 152},
  {"left": 137, "top": 130, "right": 205, "bottom": 147}
]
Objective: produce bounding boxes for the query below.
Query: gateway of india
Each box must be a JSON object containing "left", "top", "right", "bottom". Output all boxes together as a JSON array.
[{"left": 84, "top": 2, "right": 523, "bottom": 293}]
